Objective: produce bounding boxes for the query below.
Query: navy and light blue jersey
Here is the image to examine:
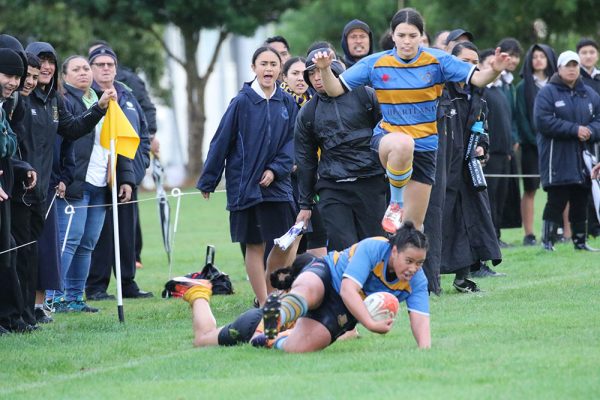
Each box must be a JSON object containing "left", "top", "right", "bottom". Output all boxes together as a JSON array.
[
  {"left": 340, "top": 47, "right": 475, "bottom": 152},
  {"left": 324, "top": 237, "right": 429, "bottom": 316}
]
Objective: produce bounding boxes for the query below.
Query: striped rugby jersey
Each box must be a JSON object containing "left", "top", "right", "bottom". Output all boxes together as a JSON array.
[{"left": 340, "top": 46, "right": 476, "bottom": 152}]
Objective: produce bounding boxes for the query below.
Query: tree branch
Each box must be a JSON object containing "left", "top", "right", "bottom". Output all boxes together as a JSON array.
[
  {"left": 148, "top": 26, "right": 186, "bottom": 68},
  {"left": 201, "top": 29, "right": 229, "bottom": 81}
]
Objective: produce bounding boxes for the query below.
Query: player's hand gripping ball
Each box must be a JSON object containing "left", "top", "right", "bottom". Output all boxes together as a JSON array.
[{"left": 364, "top": 292, "right": 400, "bottom": 321}]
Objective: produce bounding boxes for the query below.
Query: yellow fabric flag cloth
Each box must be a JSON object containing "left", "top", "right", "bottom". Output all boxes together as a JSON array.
[{"left": 100, "top": 99, "right": 140, "bottom": 160}]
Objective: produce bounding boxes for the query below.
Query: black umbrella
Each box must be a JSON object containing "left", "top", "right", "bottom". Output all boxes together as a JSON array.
[{"left": 151, "top": 156, "right": 172, "bottom": 267}]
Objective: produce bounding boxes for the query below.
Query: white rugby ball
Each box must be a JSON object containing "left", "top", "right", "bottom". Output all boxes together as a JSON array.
[{"left": 364, "top": 292, "right": 400, "bottom": 321}]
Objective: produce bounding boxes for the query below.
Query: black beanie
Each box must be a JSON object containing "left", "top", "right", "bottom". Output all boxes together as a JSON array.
[
  {"left": 89, "top": 46, "right": 118, "bottom": 64},
  {"left": 0, "top": 48, "right": 25, "bottom": 77}
]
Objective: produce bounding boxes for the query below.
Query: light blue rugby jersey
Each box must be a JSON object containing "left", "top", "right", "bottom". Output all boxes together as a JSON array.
[{"left": 324, "top": 237, "right": 429, "bottom": 316}]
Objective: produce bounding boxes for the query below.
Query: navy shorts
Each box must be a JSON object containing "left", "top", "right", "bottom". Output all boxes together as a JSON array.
[
  {"left": 370, "top": 134, "right": 437, "bottom": 185},
  {"left": 300, "top": 260, "right": 357, "bottom": 342},
  {"left": 230, "top": 201, "right": 297, "bottom": 244}
]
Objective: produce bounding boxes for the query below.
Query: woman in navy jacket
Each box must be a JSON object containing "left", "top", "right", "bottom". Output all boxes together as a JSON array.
[
  {"left": 534, "top": 50, "right": 600, "bottom": 251},
  {"left": 197, "top": 46, "right": 298, "bottom": 306}
]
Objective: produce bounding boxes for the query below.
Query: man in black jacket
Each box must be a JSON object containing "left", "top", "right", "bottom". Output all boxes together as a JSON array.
[{"left": 295, "top": 50, "right": 386, "bottom": 251}]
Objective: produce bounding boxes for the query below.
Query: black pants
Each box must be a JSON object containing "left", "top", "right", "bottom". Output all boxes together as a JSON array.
[
  {"left": 484, "top": 154, "right": 510, "bottom": 237},
  {"left": 543, "top": 184, "right": 589, "bottom": 226},
  {"left": 317, "top": 176, "right": 387, "bottom": 251},
  {"left": 87, "top": 189, "right": 140, "bottom": 296},
  {"left": 11, "top": 201, "right": 45, "bottom": 325},
  {"left": 0, "top": 200, "right": 26, "bottom": 329},
  {"left": 135, "top": 214, "right": 143, "bottom": 263}
]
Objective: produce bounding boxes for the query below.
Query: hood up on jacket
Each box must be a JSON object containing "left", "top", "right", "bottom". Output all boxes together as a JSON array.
[
  {"left": 341, "top": 19, "right": 373, "bottom": 68},
  {"left": 519, "top": 44, "right": 557, "bottom": 122},
  {"left": 25, "top": 41, "right": 60, "bottom": 98}
]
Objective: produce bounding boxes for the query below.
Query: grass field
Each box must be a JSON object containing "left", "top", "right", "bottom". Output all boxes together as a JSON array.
[{"left": 1, "top": 190, "right": 599, "bottom": 399}]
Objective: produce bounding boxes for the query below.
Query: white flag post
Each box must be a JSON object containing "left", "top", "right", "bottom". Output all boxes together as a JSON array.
[{"left": 110, "top": 139, "right": 125, "bottom": 323}]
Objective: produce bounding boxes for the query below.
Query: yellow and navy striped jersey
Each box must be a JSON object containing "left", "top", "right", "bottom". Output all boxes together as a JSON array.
[
  {"left": 340, "top": 46, "right": 476, "bottom": 152},
  {"left": 324, "top": 237, "right": 429, "bottom": 316}
]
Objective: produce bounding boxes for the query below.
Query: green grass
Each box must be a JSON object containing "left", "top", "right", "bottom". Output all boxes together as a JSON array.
[{"left": 1, "top": 190, "right": 599, "bottom": 399}]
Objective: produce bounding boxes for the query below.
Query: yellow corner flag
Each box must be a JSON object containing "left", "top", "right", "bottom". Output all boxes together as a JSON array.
[{"left": 100, "top": 99, "right": 140, "bottom": 159}]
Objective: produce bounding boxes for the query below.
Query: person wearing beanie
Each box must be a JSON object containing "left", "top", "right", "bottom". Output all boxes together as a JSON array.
[
  {"left": 86, "top": 46, "right": 152, "bottom": 300},
  {"left": 0, "top": 43, "right": 28, "bottom": 334},
  {"left": 535, "top": 50, "right": 600, "bottom": 252},
  {"left": 8, "top": 41, "right": 116, "bottom": 327},
  {"left": 295, "top": 47, "right": 386, "bottom": 252},
  {"left": 340, "top": 19, "right": 373, "bottom": 68},
  {"left": 88, "top": 40, "right": 158, "bottom": 270}
]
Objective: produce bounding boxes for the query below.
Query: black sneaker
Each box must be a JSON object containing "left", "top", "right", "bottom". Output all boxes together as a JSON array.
[
  {"left": 522, "top": 234, "right": 537, "bottom": 246},
  {"left": 34, "top": 307, "right": 53, "bottom": 324},
  {"left": 498, "top": 239, "right": 513, "bottom": 248},
  {"left": 9, "top": 319, "right": 39, "bottom": 333},
  {"left": 87, "top": 292, "right": 116, "bottom": 301},
  {"left": 0, "top": 325, "right": 10, "bottom": 336},
  {"left": 262, "top": 293, "right": 282, "bottom": 340},
  {"left": 453, "top": 278, "right": 480, "bottom": 293},
  {"left": 471, "top": 264, "right": 506, "bottom": 278}
]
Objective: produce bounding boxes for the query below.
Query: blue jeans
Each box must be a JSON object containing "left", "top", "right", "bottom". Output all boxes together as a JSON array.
[{"left": 53, "top": 183, "right": 107, "bottom": 301}]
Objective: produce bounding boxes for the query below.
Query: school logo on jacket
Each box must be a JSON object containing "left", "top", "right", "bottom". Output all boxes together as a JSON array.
[
  {"left": 280, "top": 106, "right": 289, "bottom": 120},
  {"left": 31, "top": 109, "right": 37, "bottom": 116},
  {"left": 126, "top": 101, "right": 135, "bottom": 110},
  {"left": 589, "top": 102, "right": 594, "bottom": 116}
]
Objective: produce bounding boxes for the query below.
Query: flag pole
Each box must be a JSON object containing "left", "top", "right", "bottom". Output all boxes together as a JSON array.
[{"left": 110, "top": 138, "right": 125, "bottom": 323}]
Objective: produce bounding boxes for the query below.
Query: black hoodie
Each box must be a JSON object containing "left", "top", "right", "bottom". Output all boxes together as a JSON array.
[
  {"left": 341, "top": 19, "right": 373, "bottom": 69},
  {"left": 13, "top": 42, "right": 106, "bottom": 204},
  {"left": 515, "top": 44, "right": 557, "bottom": 145}
]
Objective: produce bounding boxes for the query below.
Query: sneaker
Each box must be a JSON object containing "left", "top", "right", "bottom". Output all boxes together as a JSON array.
[
  {"left": 51, "top": 298, "right": 72, "bottom": 313},
  {"left": 470, "top": 264, "right": 506, "bottom": 278},
  {"left": 67, "top": 300, "right": 99, "bottom": 313},
  {"left": 522, "top": 234, "right": 537, "bottom": 246},
  {"left": 34, "top": 307, "right": 53, "bottom": 324},
  {"left": 498, "top": 239, "right": 513, "bottom": 248},
  {"left": 172, "top": 277, "right": 211, "bottom": 296},
  {"left": 87, "top": 291, "right": 116, "bottom": 301},
  {"left": 262, "top": 293, "right": 282, "bottom": 340},
  {"left": 453, "top": 278, "right": 480, "bottom": 293},
  {"left": 382, "top": 202, "right": 403, "bottom": 234}
]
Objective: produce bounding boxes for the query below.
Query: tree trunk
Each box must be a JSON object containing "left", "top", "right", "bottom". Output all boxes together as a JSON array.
[
  {"left": 182, "top": 31, "right": 206, "bottom": 182},
  {"left": 181, "top": 28, "right": 228, "bottom": 183}
]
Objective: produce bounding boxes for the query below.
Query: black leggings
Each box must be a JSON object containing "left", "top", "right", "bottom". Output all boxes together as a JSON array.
[{"left": 542, "top": 184, "right": 589, "bottom": 225}]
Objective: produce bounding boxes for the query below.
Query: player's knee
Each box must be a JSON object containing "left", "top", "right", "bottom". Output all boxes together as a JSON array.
[{"left": 383, "top": 133, "right": 414, "bottom": 157}]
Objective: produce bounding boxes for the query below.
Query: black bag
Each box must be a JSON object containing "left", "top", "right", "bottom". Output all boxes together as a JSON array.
[{"left": 161, "top": 245, "right": 234, "bottom": 298}]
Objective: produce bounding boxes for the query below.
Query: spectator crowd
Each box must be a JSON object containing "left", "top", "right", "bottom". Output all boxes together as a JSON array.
[{"left": 1, "top": 7, "right": 600, "bottom": 337}]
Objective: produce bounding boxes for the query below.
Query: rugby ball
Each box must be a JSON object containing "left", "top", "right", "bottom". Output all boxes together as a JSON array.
[{"left": 364, "top": 292, "right": 400, "bottom": 321}]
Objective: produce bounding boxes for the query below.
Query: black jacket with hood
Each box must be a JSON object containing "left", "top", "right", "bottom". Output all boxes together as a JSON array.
[
  {"left": 515, "top": 44, "right": 557, "bottom": 146},
  {"left": 13, "top": 42, "right": 106, "bottom": 204},
  {"left": 341, "top": 19, "right": 374, "bottom": 69}
]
